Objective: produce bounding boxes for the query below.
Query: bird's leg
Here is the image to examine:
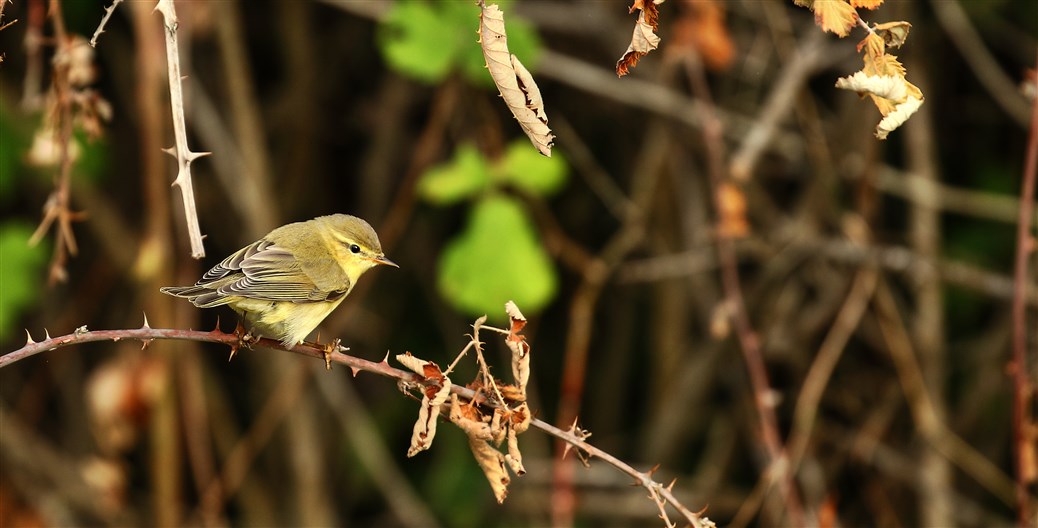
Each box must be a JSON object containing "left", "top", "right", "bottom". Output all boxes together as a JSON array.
[
  {"left": 322, "top": 338, "right": 341, "bottom": 370},
  {"left": 230, "top": 320, "right": 259, "bottom": 362},
  {"left": 305, "top": 333, "right": 341, "bottom": 370}
]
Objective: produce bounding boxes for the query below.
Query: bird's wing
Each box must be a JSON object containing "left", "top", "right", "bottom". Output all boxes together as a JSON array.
[{"left": 199, "top": 239, "right": 348, "bottom": 302}]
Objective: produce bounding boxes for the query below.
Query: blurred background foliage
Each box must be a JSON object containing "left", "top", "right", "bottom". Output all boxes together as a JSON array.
[{"left": 0, "top": 0, "right": 1036, "bottom": 526}]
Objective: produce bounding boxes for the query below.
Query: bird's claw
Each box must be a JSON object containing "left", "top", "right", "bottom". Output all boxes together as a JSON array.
[
  {"left": 230, "top": 322, "right": 258, "bottom": 362},
  {"left": 322, "top": 338, "right": 341, "bottom": 370}
]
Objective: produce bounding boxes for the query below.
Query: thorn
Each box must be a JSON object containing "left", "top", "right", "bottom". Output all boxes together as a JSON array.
[
  {"left": 213, "top": 315, "right": 221, "bottom": 332},
  {"left": 380, "top": 350, "right": 391, "bottom": 366},
  {"left": 162, "top": 146, "right": 176, "bottom": 157},
  {"left": 666, "top": 477, "right": 677, "bottom": 491},
  {"left": 350, "top": 366, "right": 361, "bottom": 377},
  {"left": 25, "top": 329, "right": 35, "bottom": 345},
  {"left": 186, "top": 150, "right": 212, "bottom": 161},
  {"left": 646, "top": 463, "right": 661, "bottom": 478},
  {"left": 44, "top": 328, "right": 51, "bottom": 340},
  {"left": 141, "top": 338, "right": 153, "bottom": 350},
  {"left": 562, "top": 442, "right": 573, "bottom": 460},
  {"left": 142, "top": 312, "right": 151, "bottom": 329}
]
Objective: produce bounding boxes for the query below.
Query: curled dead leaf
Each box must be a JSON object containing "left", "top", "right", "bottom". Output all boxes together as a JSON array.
[
  {"left": 407, "top": 375, "right": 452, "bottom": 457},
  {"left": 617, "top": 0, "right": 665, "bottom": 77},
  {"left": 468, "top": 436, "right": 510, "bottom": 503},
  {"left": 478, "top": 2, "right": 554, "bottom": 156},
  {"left": 873, "top": 21, "right": 911, "bottom": 48}
]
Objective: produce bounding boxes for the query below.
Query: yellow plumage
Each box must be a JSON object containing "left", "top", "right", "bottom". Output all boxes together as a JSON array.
[{"left": 161, "top": 214, "right": 396, "bottom": 347}]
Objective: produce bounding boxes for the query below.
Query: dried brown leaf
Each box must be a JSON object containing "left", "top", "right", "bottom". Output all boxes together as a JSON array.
[
  {"left": 505, "top": 428, "right": 526, "bottom": 475},
  {"left": 504, "top": 301, "right": 531, "bottom": 394},
  {"left": 716, "top": 182, "right": 749, "bottom": 238},
  {"left": 616, "top": 0, "right": 665, "bottom": 77},
  {"left": 667, "top": 0, "right": 733, "bottom": 71},
  {"left": 407, "top": 375, "right": 452, "bottom": 457},
  {"left": 478, "top": 2, "right": 554, "bottom": 156},
  {"left": 468, "top": 437, "right": 510, "bottom": 503},
  {"left": 850, "top": 0, "right": 883, "bottom": 9},
  {"left": 873, "top": 20, "right": 911, "bottom": 48},
  {"left": 812, "top": 0, "right": 857, "bottom": 37},
  {"left": 449, "top": 394, "right": 494, "bottom": 440}
]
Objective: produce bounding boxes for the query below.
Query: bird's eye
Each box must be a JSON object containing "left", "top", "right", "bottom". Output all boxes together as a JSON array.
[{"left": 349, "top": 244, "right": 361, "bottom": 254}]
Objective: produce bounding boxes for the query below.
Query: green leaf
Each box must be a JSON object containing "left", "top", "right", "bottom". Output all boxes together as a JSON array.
[
  {"left": 378, "top": 0, "right": 468, "bottom": 83},
  {"left": 417, "top": 144, "right": 492, "bottom": 205},
  {"left": 0, "top": 109, "right": 33, "bottom": 201},
  {"left": 496, "top": 140, "right": 568, "bottom": 196},
  {"left": 378, "top": 0, "right": 543, "bottom": 87},
  {"left": 437, "top": 194, "right": 557, "bottom": 318},
  {"left": 0, "top": 223, "right": 47, "bottom": 342}
]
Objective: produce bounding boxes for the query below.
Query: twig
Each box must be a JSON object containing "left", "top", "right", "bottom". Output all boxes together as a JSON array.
[
  {"left": 681, "top": 52, "right": 805, "bottom": 525},
  {"left": 929, "top": 0, "right": 1032, "bottom": 127},
  {"left": 29, "top": 0, "right": 85, "bottom": 284},
  {"left": 1010, "top": 55, "right": 1038, "bottom": 528},
  {"left": 729, "top": 31, "right": 827, "bottom": 181},
  {"left": 2, "top": 324, "right": 710, "bottom": 527},
  {"left": 532, "top": 419, "right": 712, "bottom": 528},
  {"left": 872, "top": 278, "right": 1019, "bottom": 507},
  {"left": 617, "top": 235, "right": 1038, "bottom": 304},
  {"left": 786, "top": 268, "right": 879, "bottom": 479},
  {"left": 154, "top": 0, "right": 209, "bottom": 258},
  {"left": 89, "top": 0, "right": 123, "bottom": 47}
]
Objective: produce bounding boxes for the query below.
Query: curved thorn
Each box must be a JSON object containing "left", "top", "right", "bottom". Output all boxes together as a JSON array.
[
  {"left": 44, "top": 328, "right": 51, "bottom": 341},
  {"left": 25, "top": 329, "right": 35, "bottom": 345}
]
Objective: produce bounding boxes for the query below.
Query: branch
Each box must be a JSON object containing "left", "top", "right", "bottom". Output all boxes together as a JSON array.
[
  {"left": 89, "top": 0, "right": 123, "bottom": 48},
  {"left": 3, "top": 324, "right": 712, "bottom": 527},
  {"left": 681, "top": 51, "right": 805, "bottom": 525},
  {"left": 1010, "top": 56, "right": 1038, "bottom": 528},
  {"left": 154, "top": 0, "right": 209, "bottom": 258}
]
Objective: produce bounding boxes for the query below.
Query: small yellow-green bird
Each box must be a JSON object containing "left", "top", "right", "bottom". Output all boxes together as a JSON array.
[{"left": 162, "top": 214, "right": 396, "bottom": 362}]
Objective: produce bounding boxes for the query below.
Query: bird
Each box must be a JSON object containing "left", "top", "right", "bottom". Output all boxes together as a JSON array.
[{"left": 161, "top": 214, "right": 396, "bottom": 367}]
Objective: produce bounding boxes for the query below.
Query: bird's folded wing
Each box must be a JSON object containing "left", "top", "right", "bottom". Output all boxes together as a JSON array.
[{"left": 202, "top": 239, "right": 346, "bottom": 302}]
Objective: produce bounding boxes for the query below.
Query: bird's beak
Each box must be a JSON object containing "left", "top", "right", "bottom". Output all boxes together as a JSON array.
[{"left": 372, "top": 255, "right": 399, "bottom": 268}]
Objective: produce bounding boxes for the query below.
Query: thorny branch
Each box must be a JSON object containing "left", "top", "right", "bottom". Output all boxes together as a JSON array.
[
  {"left": 1010, "top": 56, "right": 1038, "bottom": 528},
  {"left": 3, "top": 321, "right": 710, "bottom": 528},
  {"left": 89, "top": 0, "right": 123, "bottom": 47},
  {"left": 154, "top": 0, "right": 209, "bottom": 258},
  {"left": 29, "top": 0, "right": 86, "bottom": 284}
]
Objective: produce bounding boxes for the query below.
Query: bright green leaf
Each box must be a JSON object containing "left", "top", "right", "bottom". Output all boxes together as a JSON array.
[
  {"left": 0, "top": 223, "right": 47, "bottom": 342},
  {"left": 497, "top": 140, "right": 568, "bottom": 196},
  {"left": 378, "top": 0, "right": 466, "bottom": 83},
  {"left": 417, "top": 144, "right": 492, "bottom": 205},
  {"left": 437, "top": 194, "right": 557, "bottom": 319}
]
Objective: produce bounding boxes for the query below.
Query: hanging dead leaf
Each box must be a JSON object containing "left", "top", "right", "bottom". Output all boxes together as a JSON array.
[
  {"left": 875, "top": 95, "right": 923, "bottom": 139},
  {"left": 504, "top": 301, "right": 531, "bottom": 394},
  {"left": 840, "top": 32, "right": 923, "bottom": 139},
  {"left": 468, "top": 437, "right": 510, "bottom": 503},
  {"left": 478, "top": 1, "right": 554, "bottom": 156},
  {"left": 872, "top": 21, "right": 911, "bottom": 49},
  {"left": 616, "top": 0, "right": 665, "bottom": 77},
  {"left": 397, "top": 353, "right": 452, "bottom": 457},
  {"left": 505, "top": 427, "right": 526, "bottom": 475},
  {"left": 716, "top": 181, "right": 749, "bottom": 238},
  {"left": 850, "top": 0, "right": 883, "bottom": 9},
  {"left": 667, "top": 0, "right": 733, "bottom": 71},
  {"left": 811, "top": 0, "right": 857, "bottom": 37},
  {"left": 834, "top": 71, "right": 908, "bottom": 101}
]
